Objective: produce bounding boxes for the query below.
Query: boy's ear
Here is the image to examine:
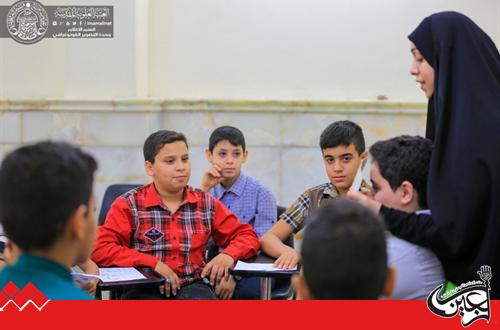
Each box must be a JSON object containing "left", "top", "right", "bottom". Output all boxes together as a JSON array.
[
  {"left": 360, "top": 150, "right": 368, "bottom": 160},
  {"left": 243, "top": 149, "right": 249, "bottom": 162},
  {"left": 4, "top": 240, "right": 20, "bottom": 264},
  {"left": 144, "top": 160, "right": 154, "bottom": 177},
  {"left": 204, "top": 148, "right": 213, "bottom": 163},
  {"left": 292, "top": 273, "right": 313, "bottom": 300},
  {"left": 382, "top": 267, "right": 397, "bottom": 298},
  {"left": 399, "top": 180, "right": 415, "bottom": 206}
]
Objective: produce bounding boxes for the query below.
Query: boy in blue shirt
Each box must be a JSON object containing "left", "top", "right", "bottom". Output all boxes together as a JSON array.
[
  {"left": 200, "top": 126, "right": 277, "bottom": 299},
  {"left": 0, "top": 141, "right": 98, "bottom": 300}
]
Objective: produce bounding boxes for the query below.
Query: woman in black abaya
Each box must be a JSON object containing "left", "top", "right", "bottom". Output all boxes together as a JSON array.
[{"left": 350, "top": 11, "right": 500, "bottom": 298}]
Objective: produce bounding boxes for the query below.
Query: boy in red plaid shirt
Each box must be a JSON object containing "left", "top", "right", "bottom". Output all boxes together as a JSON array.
[{"left": 92, "top": 130, "right": 259, "bottom": 299}]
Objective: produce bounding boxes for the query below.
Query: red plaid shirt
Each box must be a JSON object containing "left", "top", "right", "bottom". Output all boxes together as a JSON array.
[{"left": 91, "top": 183, "right": 259, "bottom": 286}]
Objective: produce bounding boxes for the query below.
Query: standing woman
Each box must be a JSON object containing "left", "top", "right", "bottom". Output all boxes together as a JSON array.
[{"left": 350, "top": 11, "right": 500, "bottom": 298}]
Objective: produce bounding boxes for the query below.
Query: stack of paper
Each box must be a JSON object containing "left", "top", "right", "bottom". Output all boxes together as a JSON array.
[{"left": 233, "top": 261, "right": 297, "bottom": 272}]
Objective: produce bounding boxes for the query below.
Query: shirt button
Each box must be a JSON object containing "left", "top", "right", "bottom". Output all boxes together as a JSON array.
[
  {"left": 173, "top": 237, "right": 177, "bottom": 240},
  {"left": 173, "top": 256, "right": 177, "bottom": 260}
]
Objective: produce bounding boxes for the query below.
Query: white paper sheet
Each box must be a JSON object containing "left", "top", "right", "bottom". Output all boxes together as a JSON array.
[
  {"left": 98, "top": 267, "right": 147, "bottom": 282},
  {"left": 233, "top": 261, "right": 297, "bottom": 272}
]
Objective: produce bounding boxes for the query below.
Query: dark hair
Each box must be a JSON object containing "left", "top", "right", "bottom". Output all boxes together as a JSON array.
[
  {"left": 143, "top": 130, "right": 188, "bottom": 163},
  {"left": 208, "top": 126, "right": 246, "bottom": 152},
  {"left": 319, "top": 120, "right": 365, "bottom": 154},
  {"left": 0, "top": 141, "right": 97, "bottom": 252},
  {"left": 370, "top": 135, "right": 432, "bottom": 209},
  {"left": 301, "top": 199, "right": 387, "bottom": 299}
]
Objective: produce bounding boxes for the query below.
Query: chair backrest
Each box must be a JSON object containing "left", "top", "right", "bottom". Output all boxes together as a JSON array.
[
  {"left": 277, "top": 205, "right": 293, "bottom": 248},
  {"left": 98, "top": 184, "right": 141, "bottom": 226}
]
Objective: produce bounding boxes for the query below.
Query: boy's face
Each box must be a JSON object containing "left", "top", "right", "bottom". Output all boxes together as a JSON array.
[
  {"left": 206, "top": 140, "right": 248, "bottom": 180},
  {"left": 370, "top": 161, "right": 418, "bottom": 212},
  {"left": 322, "top": 144, "right": 367, "bottom": 191},
  {"left": 370, "top": 162, "right": 401, "bottom": 209},
  {"left": 145, "top": 141, "right": 191, "bottom": 194}
]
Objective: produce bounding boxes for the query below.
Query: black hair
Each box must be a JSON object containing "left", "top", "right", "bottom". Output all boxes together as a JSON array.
[
  {"left": 319, "top": 120, "right": 365, "bottom": 154},
  {"left": 208, "top": 126, "right": 246, "bottom": 152},
  {"left": 301, "top": 199, "right": 387, "bottom": 299},
  {"left": 0, "top": 141, "right": 97, "bottom": 252},
  {"left": 143, "top": 130, "right": 188, "bottom": 163},
  {"left": 370, "top": 135, "right": 432, "bottom": 209}
]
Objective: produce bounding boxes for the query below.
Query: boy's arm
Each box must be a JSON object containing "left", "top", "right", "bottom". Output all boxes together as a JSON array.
[
  {"left": 260, "top": 220, "right": 299, "bottom": 269},
  {"left": 260, "top": 191, "right": 311, "bottom": 268},
  {"left": 76, "top": 258, "right": 100, "bottom": 297},
  {"left": 91, "top": 198, "right": 158, "bottom": 268},
  {"left": 78, "top": 258, "right": 99, "bottom": 275},
  {"left": 253, "top": 186, "right": 278, "bottom": 237}
]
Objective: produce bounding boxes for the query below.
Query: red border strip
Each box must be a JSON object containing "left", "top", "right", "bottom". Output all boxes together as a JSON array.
[{"left": 0, "top": 300, "right": 498, "bottom": 329}]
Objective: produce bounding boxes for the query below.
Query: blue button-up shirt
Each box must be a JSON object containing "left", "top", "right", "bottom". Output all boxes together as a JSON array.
[{"left": 209, "top": 172, "right": 277, "bottom": 237}]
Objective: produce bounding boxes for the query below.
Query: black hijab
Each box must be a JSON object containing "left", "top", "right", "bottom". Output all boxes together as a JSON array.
[{"left": 408, "top": 12, "right": 500, "bottom": 291}]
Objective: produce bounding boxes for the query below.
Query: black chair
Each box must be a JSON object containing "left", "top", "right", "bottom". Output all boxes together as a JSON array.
[
  {"left": 98, "top": 184, "right": 141, "bottom": 225},
  {"left": 96, "top": 183, "right": 142, "bottom": 300}
]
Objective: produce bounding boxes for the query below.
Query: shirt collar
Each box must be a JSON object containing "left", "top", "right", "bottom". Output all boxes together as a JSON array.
[
  {"left": 214, "top": 172, "right": 247, "bottom": 198},
  {"left": 145, "top": 182, "right": 200, "bottom": 208}
]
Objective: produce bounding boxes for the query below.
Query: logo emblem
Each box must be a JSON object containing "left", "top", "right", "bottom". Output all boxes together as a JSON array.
[
  {"left": 0, "top": 281, "right": 50, "bottom": 311},
  {"left": 144, "top": 228, "right": 164, "bottom": 242},
  {"left": 427, "top": 265, "right": 492, "bottom": 327},
  {"left": 6, "top": 1, "right": 49, "bottom": 44}
]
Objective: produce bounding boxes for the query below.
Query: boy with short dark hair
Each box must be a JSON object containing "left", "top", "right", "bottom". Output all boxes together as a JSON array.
[
  {"left": 92, "top": 130, "right": 259, "bottom": 300},
  {"left": 261, "top": 120, "right": 368, "bottom": 268},
  {"left": 200, "top": 125, "right": 277, "bottom": 299},
  {"left": 292, "top": 199, "right": 395, "bottom": 299},
  {"left": 0, "top": 142, "right": 98, "bottom": 300},
  {"left": 369, "top": 135, "right": 444, "bottom": 299}
]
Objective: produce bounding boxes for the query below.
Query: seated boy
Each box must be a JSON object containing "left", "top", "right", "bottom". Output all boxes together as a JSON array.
[
  {"left": 91, "top": 130, "right": 259, "bottom": 300},
  {"left": 369, "top": 135, "right": 444, "bottom": 299},
  {"left": 0, "top": 141, "right": 98, "bottom": 300},
  {"left": 200, "top": 125, "right": 277, "bottom": 299},
  {"left": 292, "top": 199, "right": 395, "bottom": 299},
  {"left": 0, "top": 237, "right": 100, "bottom": 296},
  {"left": 261, "top": 120, "right": 368, "bottom": 268}
]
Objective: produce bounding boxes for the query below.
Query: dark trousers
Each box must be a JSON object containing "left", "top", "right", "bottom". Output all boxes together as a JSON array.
[
  {"left": 232, "top": 277, "right": 276, "bottom": 300},
  {"left": 119, "top": 281, "right": 217, "bottom": 300}
]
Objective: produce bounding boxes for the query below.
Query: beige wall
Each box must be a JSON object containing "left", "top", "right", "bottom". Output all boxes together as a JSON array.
[
  {"left": 0, "top": 0, "right": 498, "bottom": 100},
  {"left": 0, "top": 0, "right": 499, "bottom": 211},
  {"left": 149, "top": 0, "right": 499, "bottom": 101}
]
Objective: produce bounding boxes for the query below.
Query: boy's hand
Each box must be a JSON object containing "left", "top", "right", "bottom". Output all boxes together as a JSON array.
[
  {"left": 347, "top": 190, "right": 381, "bottom": 214},
  {"left": 215, "top": 275, "right": 237, "bottom": 300},
  {"left": 201, "top": 253, "right": 235, "bottom": 286},
  {"left": 80, "top": 278, "right": 100, "bottom": 296},
  {"left": 155, "top": 261, "right": 181, "bottom": 297},
  {"left": 273, "top": 246, "right": 300, "bottom": 269},
  {"left": 200, "top": 165, "right": 224, "bottom": 192}
]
